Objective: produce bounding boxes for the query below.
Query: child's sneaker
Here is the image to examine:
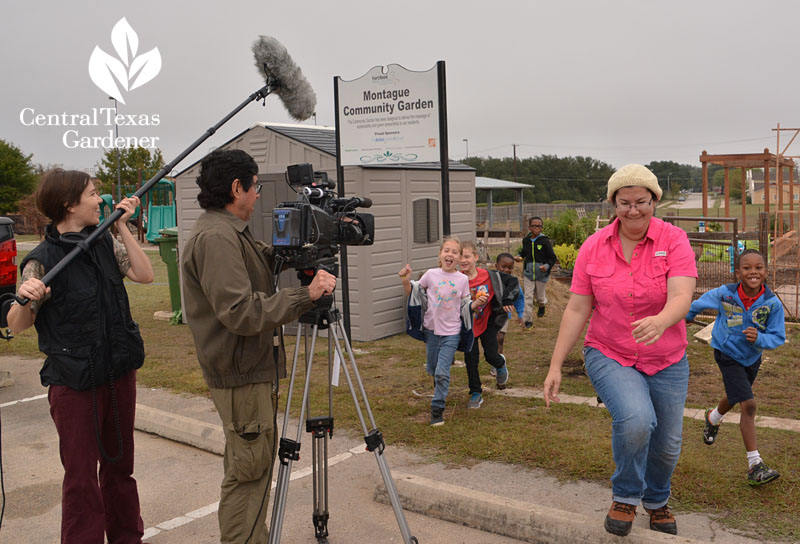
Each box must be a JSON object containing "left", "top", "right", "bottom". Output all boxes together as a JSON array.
[
  {"left": 495, "top": 355, "right": 509, "bottom": 390},
  {"left": 467, "top": 392, "right": 483, "bottom": 409},
  {"left": 524, "top": 321, "right": 533, "bottom": 330},
  {"left": 702, "top": 408, "right": 720, "bottom": 445},
  {"left": 748, "top": 462, "right": 779, "bottom": 486},
  {"left": 430, "top": 407, "right": 444, "bottom": 426},
  {"left": 537, "top": 306, "right": 546, "bottom": 318}
]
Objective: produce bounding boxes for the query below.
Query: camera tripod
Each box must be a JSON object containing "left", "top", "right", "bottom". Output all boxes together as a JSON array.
[{"left": 268, "top": 296, "right": 418, "bottom": 544}]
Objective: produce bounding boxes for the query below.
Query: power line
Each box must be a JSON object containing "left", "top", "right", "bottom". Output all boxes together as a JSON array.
[{"left": 469, "top": 136, "right": 774, "bottom": 157}]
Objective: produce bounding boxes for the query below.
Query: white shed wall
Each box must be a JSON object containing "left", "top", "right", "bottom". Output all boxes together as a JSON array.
[{"left": 174, "top": 124, "right": 475, "bottom": 342}]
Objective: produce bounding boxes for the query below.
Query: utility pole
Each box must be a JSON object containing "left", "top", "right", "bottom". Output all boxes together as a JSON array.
[{"left": 512, "top": 143, "right": 518, "bottom": 183}]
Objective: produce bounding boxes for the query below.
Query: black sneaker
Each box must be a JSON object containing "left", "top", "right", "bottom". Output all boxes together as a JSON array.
[
  {"left": 748, "top": 462, "right": 779, "bottom": 486},
  {"left": 524, "top": 321, "right": 533, "bottom": 330},
  {"left": 430, "top": 407, "right": 444, "bottom": 427},
  {"left": 703, "top": 408, "right": 720, "bottom": 445},
  {"left": 537, "top": 306, "right": 546, "bottom": 318}
]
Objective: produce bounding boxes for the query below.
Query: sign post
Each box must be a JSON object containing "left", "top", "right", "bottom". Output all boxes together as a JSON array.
[{"left": 334, "top": 62, "right": 450, "bottom": 336}]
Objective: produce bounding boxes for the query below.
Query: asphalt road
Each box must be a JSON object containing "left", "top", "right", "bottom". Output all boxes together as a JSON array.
[{"left": 0, "top": 356, "right": 522, "bottom": 544}]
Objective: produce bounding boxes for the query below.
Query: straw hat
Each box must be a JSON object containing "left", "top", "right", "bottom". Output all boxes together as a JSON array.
[{"left": 607, "top": 164, "right": 662, "bottom": 202}]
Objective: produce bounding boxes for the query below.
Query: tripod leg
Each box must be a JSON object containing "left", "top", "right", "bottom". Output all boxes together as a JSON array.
[
  {"left": 309, "top": 420, "right": 330, "bottom": 542},
  {"left": 268, "top": 323, "right": 320, "bottom": 544},
  {"left": 328, "top": 321, "right": 418, "bottom": 544},
  {"left": 308, "top": 332, "right": 333, "bottom": 542}
]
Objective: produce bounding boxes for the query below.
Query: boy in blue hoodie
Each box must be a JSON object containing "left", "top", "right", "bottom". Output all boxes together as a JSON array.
[{"left": 686, "top": 249, "right": 785, "bottom": 486}]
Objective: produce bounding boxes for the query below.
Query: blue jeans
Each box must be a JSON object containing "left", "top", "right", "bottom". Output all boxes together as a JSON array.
[
  {"left": 423, "top": 329, "right": 460, "bottom": 411},
  {"left": 584, "top": 347, "right": 689, "bottom": 509}
]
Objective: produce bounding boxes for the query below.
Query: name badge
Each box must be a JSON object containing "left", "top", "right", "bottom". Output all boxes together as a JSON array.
[{"left": 655, "top": 251, "right": 667, "bottom": 257}]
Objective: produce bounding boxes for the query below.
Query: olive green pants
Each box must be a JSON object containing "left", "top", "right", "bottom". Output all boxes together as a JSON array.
[{"left": 210, "top": 382, "right": 276, "bottom": 544}]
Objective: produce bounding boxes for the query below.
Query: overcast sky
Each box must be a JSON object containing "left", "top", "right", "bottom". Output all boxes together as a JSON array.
[{"left": 2, "top": 0, "right": 798, "bottom": 175}]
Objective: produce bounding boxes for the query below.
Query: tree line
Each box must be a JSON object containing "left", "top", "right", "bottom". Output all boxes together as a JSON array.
[
  {"left": 0, "top": 139, "right": 164, "bottom": 215},
  {"left": 463, "top": 156, "right": 739, "bottom": 204},
  {"left": 0, "top": 137, "right": 764, "bottom": 215}
]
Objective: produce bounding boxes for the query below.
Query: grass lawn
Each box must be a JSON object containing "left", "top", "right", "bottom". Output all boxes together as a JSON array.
[{"left": 6, "top": 247, "right": 799, "bottom": 541}]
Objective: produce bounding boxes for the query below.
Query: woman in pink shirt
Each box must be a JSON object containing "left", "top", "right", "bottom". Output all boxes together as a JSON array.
[{"left": 543, "top": 164, "right": 697, "bottom": 538}]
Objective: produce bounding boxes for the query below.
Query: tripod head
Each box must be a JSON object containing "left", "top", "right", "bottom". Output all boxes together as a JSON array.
[{"left": 297, "top": 261, "right": 339, "bottom": 312}]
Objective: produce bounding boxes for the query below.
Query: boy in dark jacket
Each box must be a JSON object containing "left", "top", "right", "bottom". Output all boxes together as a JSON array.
[{"left": 516, "top": 216, "right": 556, "bottom": 329}]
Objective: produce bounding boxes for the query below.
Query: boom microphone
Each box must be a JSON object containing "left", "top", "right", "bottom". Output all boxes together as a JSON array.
[{"left": 252, "top": 36, "right": 317, "bottom": 121}]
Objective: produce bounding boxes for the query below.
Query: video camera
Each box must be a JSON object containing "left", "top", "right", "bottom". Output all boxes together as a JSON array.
[{"left": 272, "top": 164, "right": 374, "bottom": 270}]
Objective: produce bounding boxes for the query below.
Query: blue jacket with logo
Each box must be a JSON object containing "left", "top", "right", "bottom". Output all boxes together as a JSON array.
[{"left": 686, "top": 283, "right": 785, "bottom": 366}]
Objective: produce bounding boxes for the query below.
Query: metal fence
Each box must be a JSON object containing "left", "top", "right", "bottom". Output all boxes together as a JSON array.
[
  {"left": 662, "top": 216, "right": 745, "bottom": 297},
  {"left": 476, "top": 202, "right": 613, "bottom": 230},
  {"left": 768, "top": 210, "right": 800, "bottom": 320}
]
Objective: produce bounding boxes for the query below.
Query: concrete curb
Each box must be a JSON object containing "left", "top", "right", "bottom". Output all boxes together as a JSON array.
[
  {"left": 498, "top": 388, "right": 800, "bottom": 433},
  {"left": 376, "top": 472, "right": 707, "bottom": 544},
  {"left": 135, "top": 404, "right": 225, "bottom": 455}
]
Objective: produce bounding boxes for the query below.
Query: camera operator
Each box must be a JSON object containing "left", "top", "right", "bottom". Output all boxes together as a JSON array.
[
  {"left": 180, "top": 149, "right": 336, "bottom": 544},
  {"left": 7, "top": 169, "right": 153, "bottom": 544}
]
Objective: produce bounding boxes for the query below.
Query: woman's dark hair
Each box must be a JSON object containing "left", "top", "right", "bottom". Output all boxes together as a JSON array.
[
  {"left": 736, "top": 248, "right": 766, "bottom": 268},
  {"left": 611, "top": 189, "right": 659, "bottom": 204},
  {"left": 36, "top": 169, "right": 91, "bottom": 224},
  {"left": 196, "top": 149, "right": 258, "bottom": 209}
]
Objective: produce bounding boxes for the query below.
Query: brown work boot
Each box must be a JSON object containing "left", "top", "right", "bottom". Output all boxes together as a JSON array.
[
  {"left": 604, "top": 501, "right": 636, "bottom": 536},
  {"left": 645, "top": 505, "right": 677, "bottom": 535}
]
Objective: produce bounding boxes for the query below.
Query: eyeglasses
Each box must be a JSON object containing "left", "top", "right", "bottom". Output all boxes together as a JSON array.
[
  {"left": 529, "top": 224, "right": 543, "bottom": 229},
  {"left": 615, "top": 199, "right": 652, "bottom": 211},
  {"left": 254, "top": 183, "right": 263, "bottom": 195}
]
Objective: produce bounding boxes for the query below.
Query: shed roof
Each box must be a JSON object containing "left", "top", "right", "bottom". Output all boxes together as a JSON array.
[
  {"left": 257, "top": 122, "right": 337, "bottom": 156},
  {"left": 475, "top": 176, "right": 532, "bottom": 190}
]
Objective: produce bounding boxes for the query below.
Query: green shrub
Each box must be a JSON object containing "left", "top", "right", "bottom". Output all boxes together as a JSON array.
[
  {"left": 553, "top": 243, "right": 578, "bottom": 270},
  {"left": 543, "top": 209, "right": 596, "bottom": 247}
]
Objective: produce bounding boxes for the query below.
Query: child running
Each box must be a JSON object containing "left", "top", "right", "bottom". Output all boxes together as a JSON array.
[
  {"left": 400, "top": 237, "right": 479, "bottom": 426},
  {"left": 515, "top": 216, "right": 556, "bottom": 328},
  {"left": 461, "top": 241, "right": 517, "bottom": 408},
  {"left": 495, "top": 252, "right": 524, "bottom": 358},
  {"left": 686, "top": 249, "right": 785, "bottom": 486}
]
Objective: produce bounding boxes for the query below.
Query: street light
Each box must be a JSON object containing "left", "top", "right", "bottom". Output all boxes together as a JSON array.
[
  {"left": 462, "top": 138, "right": 469, "bottom": 159},
  {"left": 109, "top": 97, "right": 121, "bottom": 204}
]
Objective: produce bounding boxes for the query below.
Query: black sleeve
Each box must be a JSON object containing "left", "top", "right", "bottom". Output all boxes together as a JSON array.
[
  {"left": 502, "top": 274, "right": 520, "bottom": 306},
  {"left": 519, "top": 236, "right": 532, "bottom": 263},
  {"left": 541, "top": 237, "right": 557, "bottom": 267}
]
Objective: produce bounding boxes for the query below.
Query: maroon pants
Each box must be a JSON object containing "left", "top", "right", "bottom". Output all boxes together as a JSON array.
[{"left": 48, "top": 370, "right": 144, "bottom": 544}]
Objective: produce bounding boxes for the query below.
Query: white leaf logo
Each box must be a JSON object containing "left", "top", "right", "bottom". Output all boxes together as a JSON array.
[{"left": 88, "top": 17, "right": 161, "bottom": 104}]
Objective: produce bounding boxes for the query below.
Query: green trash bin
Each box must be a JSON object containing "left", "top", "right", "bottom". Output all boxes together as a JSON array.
[{"left": 154, "top": 227, "right": 182, "bottom": 322}]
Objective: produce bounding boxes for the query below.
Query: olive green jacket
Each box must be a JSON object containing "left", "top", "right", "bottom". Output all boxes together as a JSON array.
[{"left": 180, "top": 208, "right": 314, "bottom": 389}]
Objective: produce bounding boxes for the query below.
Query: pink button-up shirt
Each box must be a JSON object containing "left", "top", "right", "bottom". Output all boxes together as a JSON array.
[{"left": 571, "top": 216, "right": 697, "bottom": 375}]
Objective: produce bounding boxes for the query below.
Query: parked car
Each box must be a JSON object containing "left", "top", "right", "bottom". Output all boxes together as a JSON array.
[
  {"left": 678, "top": 196, "right": 686, "bottom": 202},
  {"left": 0, "top": 217, "right": 17, "bottom": 298}
]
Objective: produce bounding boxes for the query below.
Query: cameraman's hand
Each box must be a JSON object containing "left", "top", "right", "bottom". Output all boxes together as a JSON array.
[{"left": 308, "top": 270, "right": 337, "bottom": 301}]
